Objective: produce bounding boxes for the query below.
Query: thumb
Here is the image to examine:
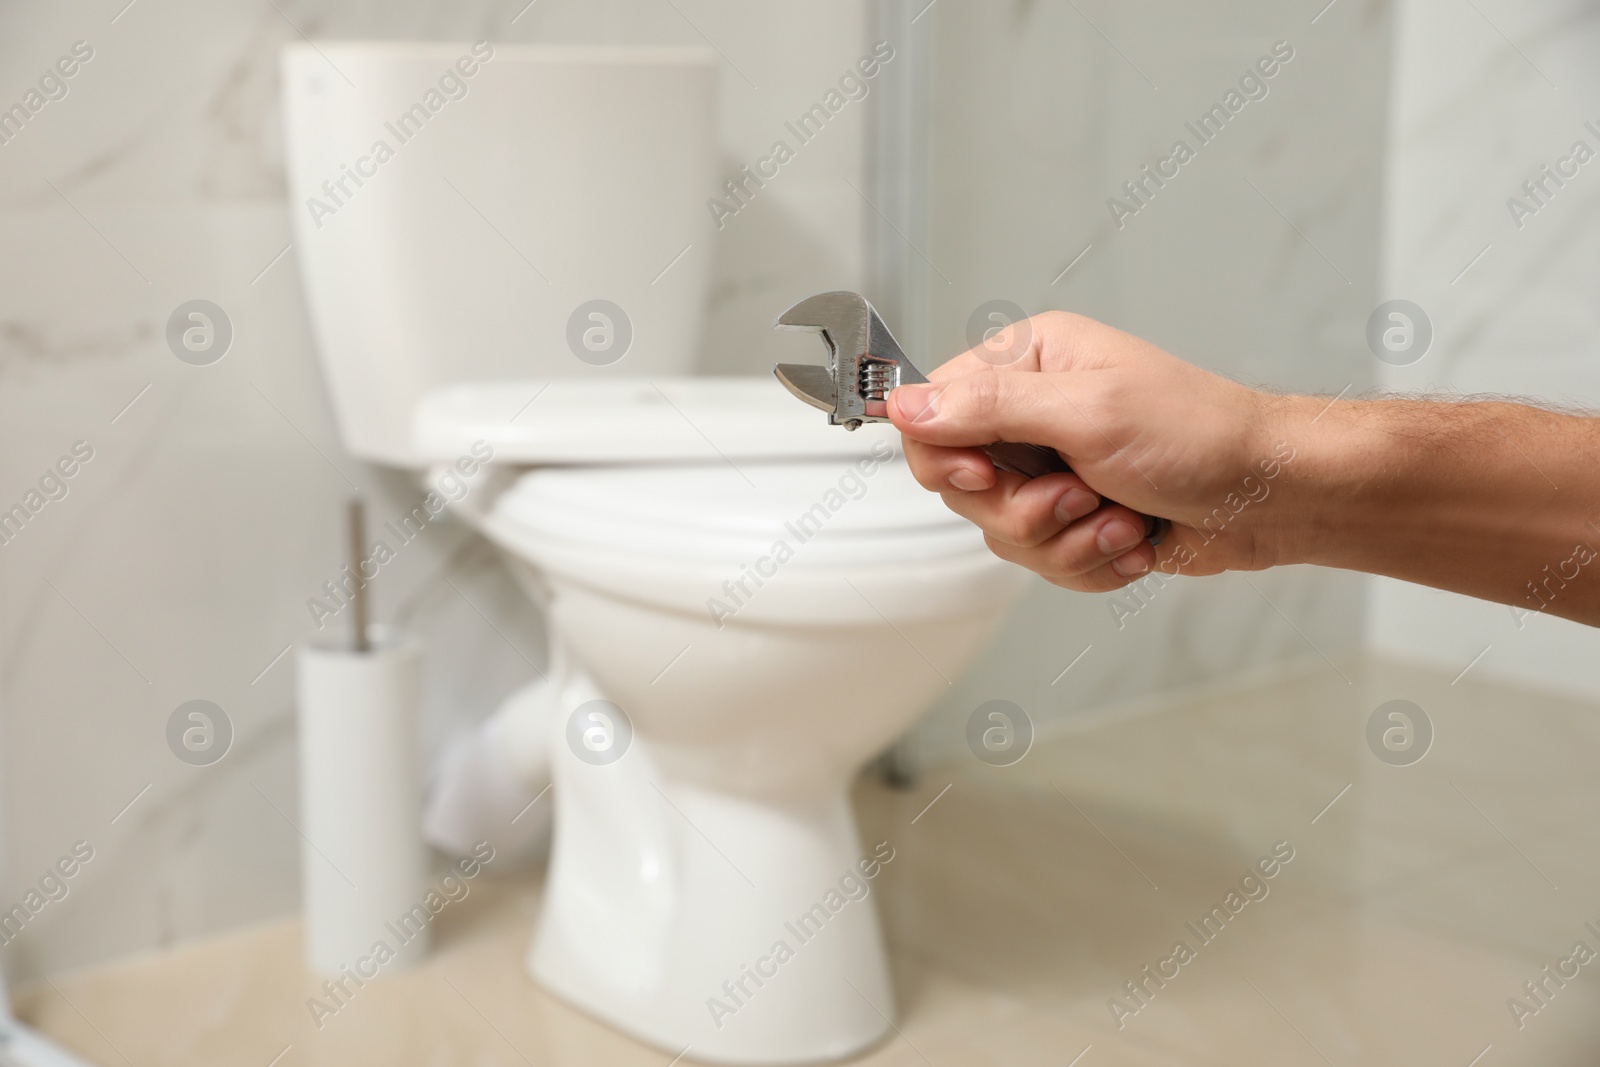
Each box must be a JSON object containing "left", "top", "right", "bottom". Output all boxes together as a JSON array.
[{"left": 888, "top": 371, "right": 1091, "bottom": 454}]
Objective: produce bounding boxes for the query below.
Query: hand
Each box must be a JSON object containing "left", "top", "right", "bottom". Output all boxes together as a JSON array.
[{"left": 888, "top": 311, "right": 1293, "bottom": 593}]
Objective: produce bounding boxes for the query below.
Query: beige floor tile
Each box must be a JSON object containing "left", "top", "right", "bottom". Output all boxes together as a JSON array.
[
  {"left": 18, "top": 657, "right": 1600, "bottom": 1065},
  {"left": 929, "top": 1009, "right": 1204, "bottom": 1067},
  {"left": 882, "top": 948, "right": 1034, "bottom": 1047},
  {"left": 856, "top": 771, "right": 1348, "bottom": 1016},
  {"left": 1052, "top": 894, "right": 1600, "bottom": 1067},
  {"left": 956, "top": 657, "right": 1597, "bottom": 898},
  {"left": 1371, "top": 817, "right": 1600, "bottom": 961}
]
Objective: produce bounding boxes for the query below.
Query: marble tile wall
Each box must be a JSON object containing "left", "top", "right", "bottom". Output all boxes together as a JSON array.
[{"left": 908, "top": 0, "right": 1391, "bottom": 761}]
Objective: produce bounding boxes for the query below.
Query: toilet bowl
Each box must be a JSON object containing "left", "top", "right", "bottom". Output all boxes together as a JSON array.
[
  {"left": 459, "top": 405, "right": 1024, "bottom": 1063},
  {"left": 283, "top": 43, "right": 1030, "bottom": 1065}
]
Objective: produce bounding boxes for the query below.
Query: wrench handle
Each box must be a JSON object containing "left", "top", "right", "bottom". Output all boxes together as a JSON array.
[{"left": 981, "top": 442, "right": 1170, "bottom": 547}]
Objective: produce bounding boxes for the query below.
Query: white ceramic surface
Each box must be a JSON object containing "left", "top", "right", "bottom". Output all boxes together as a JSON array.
[
  {"left": 281, "top": 44, "right": 719, "bottom": 465},
  {"left": 437, "top": 447, "right": 1028, "bottom": 1062},
  {"left": 508, "top": 481, "right": 1026, "bottom": 1063}
]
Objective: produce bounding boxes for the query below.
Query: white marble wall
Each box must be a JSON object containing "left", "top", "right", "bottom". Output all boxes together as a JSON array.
[
  {"left": 1368, "top": 0, "right": 1600, "bottom": 699},
  {"left": 0, "top": 0, "right": 874, "bottom": 979},
  {"left": 909, "top": 0, "right": 1392, "bottom": 760}
]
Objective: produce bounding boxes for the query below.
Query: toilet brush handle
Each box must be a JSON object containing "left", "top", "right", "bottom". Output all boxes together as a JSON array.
[
  {"left": 348, "top": 498, "right": 370, "bottom": 653},
  {"left": 981, "top": 442, "right": 1170, "bottom": 547}
]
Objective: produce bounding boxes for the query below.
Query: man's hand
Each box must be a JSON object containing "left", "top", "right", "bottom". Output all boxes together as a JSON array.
[
  {"left": 888, "top": 310, "right": 1600, "bottom": 626},
  {"left": 888, "top": 311, "right": 1290, "bottom": 592}
]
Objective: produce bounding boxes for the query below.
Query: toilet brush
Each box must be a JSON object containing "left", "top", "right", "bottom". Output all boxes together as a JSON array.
[{"left": 295, "top": 498, "right": 429, "bottom": 974}]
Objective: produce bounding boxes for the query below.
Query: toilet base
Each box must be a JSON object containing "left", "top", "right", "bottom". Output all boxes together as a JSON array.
[{"left": 528, "top": 724, "right": 898, "bottom": 1065}]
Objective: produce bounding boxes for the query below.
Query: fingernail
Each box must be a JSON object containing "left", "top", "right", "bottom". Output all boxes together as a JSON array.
[
  {"left": 894, "top": 383, "right": 942, "bottom": 423},
  {"left": 1112, "top": 553, "right": 1150, "bottom": 577},
  {"left": 1054, "top": 488, "right": 1099, "bottom": 525},
  {"left": 1097, "top": 519, "right": 1143, "bottom": 556},
  {"left": 949, "top": 469, "right": 987, "bottom": 491}
]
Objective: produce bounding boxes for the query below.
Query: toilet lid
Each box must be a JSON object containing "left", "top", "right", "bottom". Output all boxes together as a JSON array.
[
  {"left": 491, "top": 456, "right": 987, "bottom": 566},
  {"left": 414, "top": 377, "right": 900, "bottom": 464}
]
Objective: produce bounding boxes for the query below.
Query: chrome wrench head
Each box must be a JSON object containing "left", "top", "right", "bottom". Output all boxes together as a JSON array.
[{"left": 773, "top": 290, "right": 927, "bottom": 430}]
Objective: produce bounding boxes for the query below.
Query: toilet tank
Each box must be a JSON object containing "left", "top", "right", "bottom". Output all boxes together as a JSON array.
[{"left": 281, "top": 43, "right": 719, "bottom": 466}]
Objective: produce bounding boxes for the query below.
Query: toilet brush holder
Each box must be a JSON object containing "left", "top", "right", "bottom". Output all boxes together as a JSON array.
[{"left": 296, "top": 625, "right": 429, "bottom": 974}]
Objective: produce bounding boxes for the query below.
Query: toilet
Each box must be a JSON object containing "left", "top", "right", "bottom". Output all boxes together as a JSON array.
[{"left": 282, "top": 43, "right": 1028, "bottom": 1065}]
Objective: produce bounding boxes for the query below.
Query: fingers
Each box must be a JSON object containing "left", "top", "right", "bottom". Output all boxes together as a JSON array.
[
  {"left": 944, "top": 474, "right": 1099, "bottom": 548},
  {"left": 979, "top": 502, "right": 1156, "bottom": 584},
  {"left": 936, "top": 472, "right": 1100, "bottom": 549},
  {"left": 904, "top": 433, "right": 1157, "bottom": 587},
  {"left": 888, "top": 370, "right": 1094, "bottom": 459},
  {"left": 901, "top": 437, "right": 999, "bottom": 492},
  {"left": 1043, "top": 557, "right": 1159, "bottom": 595},
  {"left": 893, "top": 311, "right": 1165, "bottom": 589}
]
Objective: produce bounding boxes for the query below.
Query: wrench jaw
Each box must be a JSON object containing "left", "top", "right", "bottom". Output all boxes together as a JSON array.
[
  {"left": 773, "top": 291, "right": 924, "bottom": 429},
  {"left": 773, "top": 362, "right": 838, "bottom": 415}
]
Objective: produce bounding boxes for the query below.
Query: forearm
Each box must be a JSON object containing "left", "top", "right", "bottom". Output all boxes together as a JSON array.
[{"left": 1267, "top": 396, "right": 1600, "bottom": 624}]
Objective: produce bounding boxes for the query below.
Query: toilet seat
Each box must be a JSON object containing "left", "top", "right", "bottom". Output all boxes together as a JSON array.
[
  {"left": 425, "top": 375, "right": 1019, "bottom": 625},
  {"left": 481, "top": 461, "right": 1011, "bottom": 625},
  {"left": 493, "top": 460, "right": 982, "bottom": 567}
]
